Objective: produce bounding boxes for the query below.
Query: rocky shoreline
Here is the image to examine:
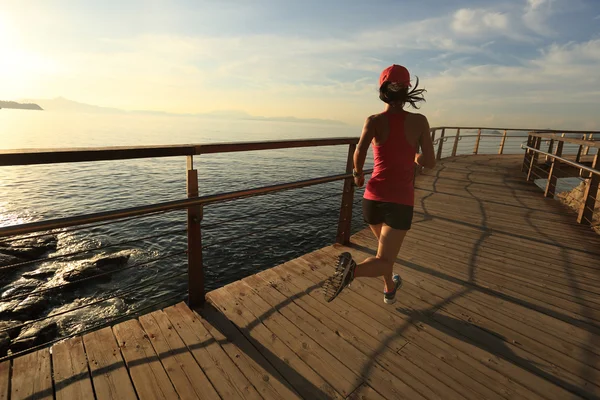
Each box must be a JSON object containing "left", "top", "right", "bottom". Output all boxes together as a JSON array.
[
  {"left": 557, "top": 181, "right": 600, "bottom": 234},
  {"left": 0, "top": 235, "right": 132, "bottom": 357}
]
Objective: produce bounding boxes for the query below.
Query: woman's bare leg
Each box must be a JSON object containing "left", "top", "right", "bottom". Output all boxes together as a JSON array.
[
  {"left": 369, "top": 223, "right": 383, "bottom": 240},
  {"left": 354, "top": 224, "right": 407, "bottom": 291}
]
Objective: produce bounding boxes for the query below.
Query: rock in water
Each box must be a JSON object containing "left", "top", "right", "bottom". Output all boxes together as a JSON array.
[
  {"left": 0, "top": 332, "right": 10, "bottom": 356},
  {"left": 0, "top": 295, "right": 47, "bottom": 320},
  {"left": 12, "top": 294, "right": 47, "bottom": 317},
  {"left": 22, "top": 266, "right": 57, "bottom": 279},
  {"left": 0, "top": 252, "right": 23, "bottom": 268},
  {"left": 93, "top": 254, "right": 130, "bottom": 268},
  {"left": 1, "top": 278, "right": 42, "bottom": 299},
  {"left": 0, "top": 320, "right": 23, "bottom": 339},
  {"left": 10, "top": 320, "right": 58, "bottom": 353},
  {"left": 0, "top": 235, "right": 58, "bottom": 260},
  {"left": 62, "top": 252, "right": 130, "bottom": 284}
]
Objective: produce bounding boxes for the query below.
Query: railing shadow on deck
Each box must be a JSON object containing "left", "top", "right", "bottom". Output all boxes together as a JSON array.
[{"left": 348, "top": 242, "right": 598, "bottom": 400}]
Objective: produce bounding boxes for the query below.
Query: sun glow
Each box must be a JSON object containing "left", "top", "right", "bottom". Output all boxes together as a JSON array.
[{"left": 0, "top": 12, "right": 59, "bottom": 97}]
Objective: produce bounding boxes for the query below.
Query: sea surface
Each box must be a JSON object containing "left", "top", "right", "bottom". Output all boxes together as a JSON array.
[{"left": 0, "top": 110, "right": 576, "bottom": 342}]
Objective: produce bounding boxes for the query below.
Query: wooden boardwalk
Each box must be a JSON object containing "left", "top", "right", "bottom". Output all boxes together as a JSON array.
[{"left": 2, "top": 154, "right": 600, "bottom": 399}]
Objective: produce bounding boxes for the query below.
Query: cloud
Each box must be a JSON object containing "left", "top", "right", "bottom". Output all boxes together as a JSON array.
[
  {"left": 523, "top": 0, "right": 555, "bottom": 36},
  {"left": 451, "top": 9, "right": 509, "bottom": 35}
]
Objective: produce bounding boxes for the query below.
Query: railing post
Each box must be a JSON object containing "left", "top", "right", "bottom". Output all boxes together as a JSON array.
[
  {"left": 575, "top": 134, "right": 587, "bottom": 163},
  {"left": 577, "top": 151, "right": 599, "bottom": 225},
  {"left": 498, "top": 130, "right": 507, "bottom": 154},
  {"left": 186, "top": 156, "right": 204, "bottom": 307},
  {"left": 430, "top": 129, "right": 437, "bottom": 143},
  {"left": 584, "top": 133, "right": 592, "bottom": 156},
  {"left": 544, "top": 139, "right": 554, "bottom": 163},
  {"left": 451, "top": 128, "right": 461, "bottom": 157},
  {"left": 436, "top": 128, "right": 445, "bottom": 160},
  {"left": 544, "top": 141, "right": 563, "bottom": 198},
  {"left": 522, "top": 134, "right": 533, "bottom": 172},
  {"left": 527, "top": 136, "right": 541, "bottom": 181},
  {"left": 336, "top": 144, "right": 356, "bottom": 245},
  {"left": 473, "top": 129, "right": 482, "bottom": 154}
]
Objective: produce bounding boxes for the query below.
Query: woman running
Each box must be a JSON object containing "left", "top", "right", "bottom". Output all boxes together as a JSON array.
[{"left": 324, "top": 64, "right": 436, "bottom": 304}]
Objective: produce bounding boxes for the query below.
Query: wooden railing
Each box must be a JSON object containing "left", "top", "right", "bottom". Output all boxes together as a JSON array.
[
  {"left": 1, "top": 127, "right": 599, "bottom": 309},
  {"left": 429, "top": 127, "right": 600, "bottom": 159},
  {"left": 521, "top": 133, "right": 599, "bottom": 227},
  {"left": 0, "top": 138, "right": 366, "bottom": 307}
]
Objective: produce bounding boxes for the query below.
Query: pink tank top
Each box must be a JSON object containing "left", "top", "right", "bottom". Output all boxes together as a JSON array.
[{"left": 364, "top": 111, "right": 416, "bottom": 206}]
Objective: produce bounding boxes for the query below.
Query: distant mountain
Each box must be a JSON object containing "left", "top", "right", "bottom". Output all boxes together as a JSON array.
[
  {"left": 22, "top": 97, "right": 346, "bottom": 126},
  {"left": 0, "top": 101, "right": 43, "bottom": 111}
]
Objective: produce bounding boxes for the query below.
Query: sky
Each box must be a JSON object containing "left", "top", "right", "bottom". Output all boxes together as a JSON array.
[{"left": 1, "top": 0, "right": 599, "bottom": 129}]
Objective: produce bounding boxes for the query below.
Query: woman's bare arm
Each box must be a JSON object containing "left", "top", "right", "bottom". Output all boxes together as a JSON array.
[
  {"left": 415, "top": 115, "right": 436, "bottom": 169},
  {"left": 354, "top": 115, "right": 377, "bottom": 174}
]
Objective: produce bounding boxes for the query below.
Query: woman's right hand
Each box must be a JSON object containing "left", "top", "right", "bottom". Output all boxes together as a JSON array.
[{"left": 354, "top": 175, "right": 365, "bottom": 188}]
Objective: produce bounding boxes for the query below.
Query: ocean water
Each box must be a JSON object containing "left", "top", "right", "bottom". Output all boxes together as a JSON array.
[{"left": 0, "top": 110, "right": 569, "bottom": 344}]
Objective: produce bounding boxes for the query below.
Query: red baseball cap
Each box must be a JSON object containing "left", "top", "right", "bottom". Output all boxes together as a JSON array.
[{"left": 379, "top": 64, "right": 411, "bottom": 87}]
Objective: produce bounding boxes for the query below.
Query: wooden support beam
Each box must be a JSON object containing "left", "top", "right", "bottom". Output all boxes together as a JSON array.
[
  {"left": 577, "top": 151, "right": 599, "bottom": 226},
  {"left": 498, "top": 130, "right": 507, "bottom": 155},
  {"left": 187, "top": 156, "right": 204, "bottom": 307},
  {"left": 451, "top": 128, "right": 461, "bottom": 157},
  {"left": 522, "top": 134, "right": 534, "bottom": 172},
  {"left": 436, "top": 128, "right": 446, "bottom": 160},
  {"left": 336, "top": 144, "right": 356, "bottom": 245},
  {"left": 527, "top": 136, "right": 542, "bottom": 182},
  {"left": 473, "top": 129, "right": 482, "bottom": 154},
  {"left": 545, "top": 139, "right": 554, "bottom": 163},
  {"left": 544, "top": 141, "right": 564, "bottom": 198}
]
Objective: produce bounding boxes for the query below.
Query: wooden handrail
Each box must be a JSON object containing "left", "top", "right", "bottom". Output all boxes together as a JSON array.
[
  {"left": 0, "top": 137, "right": 360, "bottom": 166},
  {"left": 527, "top": 133, "right": 599, "bottom": 147}
]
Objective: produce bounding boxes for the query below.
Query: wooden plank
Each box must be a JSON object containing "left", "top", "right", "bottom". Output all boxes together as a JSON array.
[
  {"left": 0, "top": 361, "right": 9, "bottom": 400},
  {"left": 11, "top": 348, "right": 52, "bottom": 400},
  {"left": 199, "top": 304, "right": 303, "bottom": 399},
  {"left": 237, "top": 275, "right": 441, "bottom": 400},
  {"left": 207, "top": 288, "right": 345, "bottom": 400},
  {"left": 222, "top": 281, "right": 363, "bottom": 397},
  {"left": 83, "top": 326, "right": 137, "bottom": 400},
  {"left": 53, "top": 336, "right": 95, "bottom": 400},
  {"left": 303, "top": 248, "right": 573, "bottom": 400},
  {"left": 163, "top": 302, "right": 261, "bottom": 400},
  {"left": 138, "top": 310, "right": 220, "bottom": 400},
  {"left": 112, "top": 319, "right": 178, "bottom": 400},
  {"left": 292, "top": 255, "right": 541, "bottom": 400},
  {"left": 347, "top": 384, "right": 386, "bottom": 400},
  {"left": 316, "top": 246, "right": 600, "bottom": 400},
  {"left": 258, "top": 265, "right": 498, "bottom": 400}
]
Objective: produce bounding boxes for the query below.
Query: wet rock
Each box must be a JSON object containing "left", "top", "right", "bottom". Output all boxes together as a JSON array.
[
  {"left": 0, "top": 320, "right": 23, "bottom": 339},
  {"left": 0, "top": 300, "right": 20, "bottom": 319},
  {"left": 0, "top": 235, "right": 58, "bottom": 260},
  {"left": 22, "top": 266, "right": 57, "bottom": 280},
  {"left": 62, "top": 253, "right": 130, "bottom": 284},
  {"left": 0, "top": 332, "right": 10, "bottom": 356},
  {"left": 1, "top": 278, "right": 42, "bottom": 299},
  {"left": 0, "top": 294, "right": 47, "bottom": 320},
  {"left": 0, "top": 252, "right": 23, "bottom": 268},
  {"left": 12, "top": 294, "right": 47, "bottom": 317},
  {"left": 10, "top": 320, "right": 58, "bottom": 353}
]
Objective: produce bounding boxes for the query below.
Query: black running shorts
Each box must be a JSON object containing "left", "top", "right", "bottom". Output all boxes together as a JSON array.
[{"left": 362, "top": 199, "right": 414, "bottom": 230}]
